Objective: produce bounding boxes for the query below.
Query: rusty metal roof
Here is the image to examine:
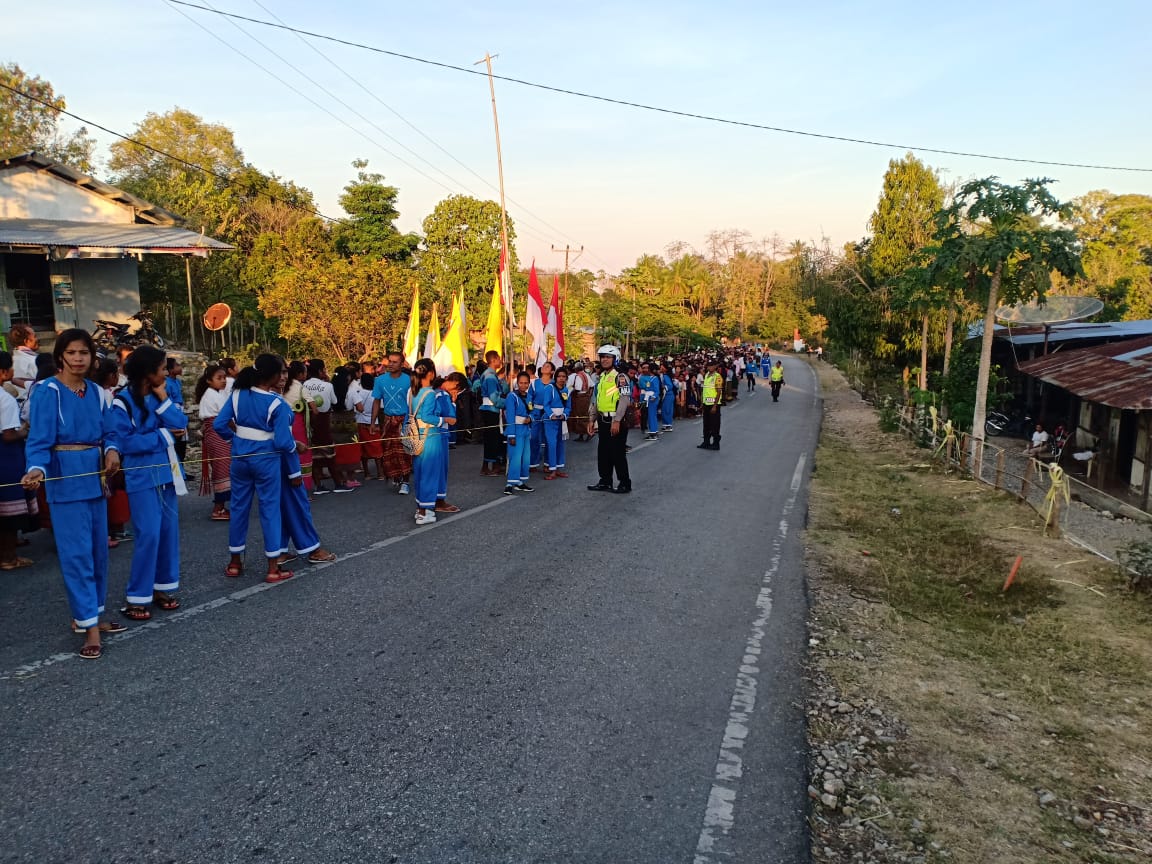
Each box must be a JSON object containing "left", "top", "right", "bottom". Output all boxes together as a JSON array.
[
  {"left": 0, "top": 219, "right": 233, "bottom": 257},
  {"left": 1017, "top": 335, "right": 1152, "bottom": 410}
]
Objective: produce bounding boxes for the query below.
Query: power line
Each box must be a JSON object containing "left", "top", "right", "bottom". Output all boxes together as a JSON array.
[
  {"left": 0, "top": 79, "right": 344, "bottom": 225},
  {"left": 244, "top": 0, "right": 595, "bottom": 257},
  {"left": 169, "top": 0, "right": 1152, "bottom": 175}
]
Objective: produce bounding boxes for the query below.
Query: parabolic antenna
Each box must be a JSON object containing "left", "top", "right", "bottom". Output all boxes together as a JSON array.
[
  {"left": 203, "top": 302, "right": 232, "bottom": 332},
  {"left": 995, "top": 295, "right": 1104, "bottom": 326}
]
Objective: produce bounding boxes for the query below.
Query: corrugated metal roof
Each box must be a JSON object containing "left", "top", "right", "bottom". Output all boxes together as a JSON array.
[
  {"left": 0, "top": 152, "right": 180, "bottom": 225},
  {"left": 968, "top": 319, "right": 1152, "bottom": 345},
  {"left": 0, "top": 219, "right": 233, "bottom": 255},
  {"left": 1017, "top": 335, "right": 1152, "bottom": 410}
]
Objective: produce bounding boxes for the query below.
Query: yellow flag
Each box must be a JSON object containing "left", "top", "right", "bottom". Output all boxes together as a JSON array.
[
  {"left": 485, "top": 276, "right": 503, "bottom": 356},
  {"left": 423, "top": 303, "right": 441, "bottom": 361},
  {"left": 436, "top": 295, "right": 467, "bottom": 375},
  {"left": 402, "top": 287, "right": 420, "bottom": 367}
]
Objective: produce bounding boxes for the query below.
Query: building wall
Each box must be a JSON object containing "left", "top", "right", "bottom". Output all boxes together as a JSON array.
[
  {"left": 0, "top": 166, "right": 135, "bottom": 224},
  {"left": 69, "top": 258, "right": 141, "bottom": 330}
]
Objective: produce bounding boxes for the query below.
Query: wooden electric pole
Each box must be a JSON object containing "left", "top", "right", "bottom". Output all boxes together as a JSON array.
[
  {"left": 477, "top": 52, "right": 515, "bottom": 367},
  {"left": 550, "top": 244, "right": 584, "bottom": 306}
]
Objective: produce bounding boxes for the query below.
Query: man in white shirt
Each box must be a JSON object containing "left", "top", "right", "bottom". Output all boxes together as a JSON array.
[
  {"left": 1023, "top": 423, "right": 1050, "bottom": 457},
  {"left": 8, "top": 325, "right": 39, "bottom": 393}
]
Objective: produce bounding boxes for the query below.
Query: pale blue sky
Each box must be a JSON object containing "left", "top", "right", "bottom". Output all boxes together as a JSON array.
[{"left": 11, "top": 0, "right": 1152, "bottom": 272}]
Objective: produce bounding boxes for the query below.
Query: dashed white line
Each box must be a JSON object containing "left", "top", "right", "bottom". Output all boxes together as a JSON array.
[{"left": 693, "top": 451, "right": 806, "bottom": 863}]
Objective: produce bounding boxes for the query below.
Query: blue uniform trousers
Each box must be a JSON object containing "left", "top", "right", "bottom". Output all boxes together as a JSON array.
[
  {"left": 544, "top": 418, "right": 565, "bottom": 469},
  {"left": 412, "top": 442, "right": 445, "bottom": 509},
  {"left": 660, "top": 393, "right": 675, "bottom": 427},
  {"left": 506, "top": 433, "right": 530, "bottom": 485},
  {"left": 229, "top": 454, "right": 283, "bottom": 558},
  {"left": 529, "top": 419, "right": 544, "bottom": 468},
  {"left": 645, "top": 400, "right": 659, "bottom": 433},
  {"left": 125, "top": 484, "right": 180, "bottom": 605},
  {"left": 281, "top": 480, "right": 321, "bottom": 555},
  {"left": 53, "top": 499, "right": 109, "bottom": 628}
]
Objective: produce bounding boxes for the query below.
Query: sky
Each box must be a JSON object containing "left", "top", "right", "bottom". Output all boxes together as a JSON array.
[{"left": 10, "top": 0, "right": 1152, "bottom": 274}]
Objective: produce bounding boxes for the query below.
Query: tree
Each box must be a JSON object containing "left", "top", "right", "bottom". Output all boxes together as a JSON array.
[
  {"left": 867, "top": 154, "right": 946, "bottom": 390},
  {"left": 927, "top": 178, "right": 1082, "bottom": 454},
  {"left": 332, "top": 160, "right": 420, "bottom": 263},
  {"left": 1064, "top": 191, "right": 1152, "bottom": 320},
  {"left": 419, "top": 194, "right": 516, "bottom": 312},
  {"left": 0, "top": 64, "right": 95, "bottom": 170}
]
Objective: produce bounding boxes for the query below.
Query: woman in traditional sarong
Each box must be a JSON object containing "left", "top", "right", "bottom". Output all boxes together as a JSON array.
[
  {"left": 196, "top": 363, "right": 231, "bottom": 520},
  {"left": 284, "top": 361, "right": 315, "bottom": 494}
]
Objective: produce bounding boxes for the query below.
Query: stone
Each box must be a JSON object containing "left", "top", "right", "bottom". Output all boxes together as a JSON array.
[
  {"left": 821, "top": 793, "right": 839, "bottom": 810},
  {"left": 824, "top": 778, "right": 846, "bottom": 795},
  {"left": 1073, "top": 816, "right": 1093, "bottom": 831},
  {"left": 836, "top": 702, "right": 853, "bottom": 714},
  {"left": 1038, "top": 790, "right": 1057, "bottom": 806}
]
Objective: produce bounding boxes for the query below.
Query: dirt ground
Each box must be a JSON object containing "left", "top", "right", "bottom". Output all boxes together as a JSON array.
[{"left": 805, "top": 361, "right": 1152, "bottom": 864}]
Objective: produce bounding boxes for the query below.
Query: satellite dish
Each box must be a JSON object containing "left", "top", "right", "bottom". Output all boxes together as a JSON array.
[
  {"left": 203, "top": 302, "right": 232, "bottom": 332},
  {"left": 995, "top": 295, "right": 1104, "bottom": 326}
]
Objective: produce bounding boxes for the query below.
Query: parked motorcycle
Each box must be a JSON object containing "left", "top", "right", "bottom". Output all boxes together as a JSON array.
[
  {"left": 91, "top": 309, "right": 167, "bottom": 354},
  {"left": 985, "top": 409, "right": 1034, "bottom": 438}
]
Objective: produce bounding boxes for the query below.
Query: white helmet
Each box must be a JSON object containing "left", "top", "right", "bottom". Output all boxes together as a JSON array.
[{"left": 597, "top": 344, "right": 622, "bottom": 361}]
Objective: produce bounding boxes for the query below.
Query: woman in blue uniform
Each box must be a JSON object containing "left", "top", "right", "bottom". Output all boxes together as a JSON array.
[
  {"left": 658, "top": 362, "right": 676, "bottom": 432},
  {"left": 408, "top": 359, "right": 447, "bottom": 525},
  {"left": 526, "top": 364, "right": 551, "bottom": 471},
  {"left": 22, "top": 330, "right": 124, "bottom": 659},
  {"left": 105, "top": 345, "right": 188, "bottom": 621},
  {"left": 544, "top": 367, "right": 572, "bottom": 480},
  {"left": 503, "top": 371, "right": 535, "bottom": 495},
  {"left": 432, "top": 372, "right": 467, "bottom": 514},
  {"left": 638, "top": 362, "right": 661, "bottom": 440},
  {"left": 214, "top": 354, "right": 300, "bottom": 583}
]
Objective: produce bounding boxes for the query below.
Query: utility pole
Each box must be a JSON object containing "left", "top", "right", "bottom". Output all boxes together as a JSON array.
[
  {"left": 550, "top": 244, "right": 584, "bottom": 305},
  {"left": 476, "top": 52, "right": 515, "bottom": 367},
  {"left": 184, "top": 256, "right": 196, "bottom": 353}
]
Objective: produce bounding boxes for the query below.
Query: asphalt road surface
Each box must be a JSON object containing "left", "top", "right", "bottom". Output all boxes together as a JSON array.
[{"left": 0, "top": 356, "right": 820, "bottom": 864}]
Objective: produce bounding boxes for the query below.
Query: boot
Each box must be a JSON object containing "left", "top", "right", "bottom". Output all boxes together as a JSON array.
[
  {"left": 698, "top": 439, "right": 711, "bottom": 449},
  {"left": 712, "top": 435, "right": 721, "bottom": 450}
]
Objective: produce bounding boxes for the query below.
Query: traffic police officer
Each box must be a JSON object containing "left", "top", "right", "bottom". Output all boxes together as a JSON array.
[
  {"left": 699, "top": 358, "right": 723, "bottom": 450},
  {"left": 586, "top": 345, "right": 632, "bottom": 493},
  {"left": 770, "top": 360, "right": 785, "bottom": 402}
]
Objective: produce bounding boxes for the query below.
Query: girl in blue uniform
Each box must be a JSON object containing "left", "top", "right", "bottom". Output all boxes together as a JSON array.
[
  {"left": 22, "top": 330, "right": 124, "bottom": 659},
  {"left": 409, "top": 359, "right": 448, "bottom": 525},
  {"left": 106, "top": 346, "right": 189, "bottom": 620},
  {"left": 638, "top": 363, "right": 661, "bottom": 440},
  {"left": 503, "top": 371, "right": 534, "bottom": 495},
  {"left": 214, "top": 354, "right": 300, "bottom": 583},
  {"left": 527, "top": 365, "right": 552, "bottom": 471},
  {"left": 271, "top": 362, "right": 335, "bottom": 565},
  {"left": 658, "top": 362, "right": 676, "bottom": 432},
  {"left": 544, "top": 367, "right": 572, "bottom": 480},
  {"left": 432, "top": 372, "right": 467, "bottom": 514}
]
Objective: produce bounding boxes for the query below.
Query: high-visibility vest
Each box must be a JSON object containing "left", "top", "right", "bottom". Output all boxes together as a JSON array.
[
  {"left": 595, "top": 371, "right": 620, "bottom": 414},
  {"left": 770, "top": 366, "right": 784, "bottom": 382},
  {"left": 702, "top": 372, "right": 721, "bottom": 405}
]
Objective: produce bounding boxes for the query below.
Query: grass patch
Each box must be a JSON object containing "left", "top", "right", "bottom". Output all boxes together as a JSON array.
[{"left": 806, "top": 363, "right": 1152, "bottom": 863}]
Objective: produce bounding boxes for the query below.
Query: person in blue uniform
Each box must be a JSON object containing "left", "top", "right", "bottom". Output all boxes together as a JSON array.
[
  {"left": 503, "top": 371, "right": 535, "bottom": 495},
  {"left": 477, "top": 350, "right": 509, "bottom": 476},
  {"left": 271, "top": 361, "right": 335, "bottom": 566},
  {"left": 432, "top": 372, "right": 468, "bottom": 513},
  {"left": 544, "top": 367, "right": 572, "bottom": 480},
  {"left": 164, "top": 356, "right": 192, "bottom": 481},
  {"left": 657, "top": 362, "right": 675, "bottom": 432},
  {"left": 638, "top": 362, "right": 661, "bottom": 440},
  {"left": 214, "top": 354, "right": 301, "bottom": 583},
  {"left": 760, "top": 351, "right": 772, "bottom": 378},
  {"left": 527, "top": 363, "right": 553, "bottom": 471},
  {"left": 22, "top": 329, "right": 124, "bottom": 659},
  {"left": 105, "top": 346, "right": 188, "bottom": 621},
  {"left": 408, "top": 359, "right": 450, "bottom": 525}
]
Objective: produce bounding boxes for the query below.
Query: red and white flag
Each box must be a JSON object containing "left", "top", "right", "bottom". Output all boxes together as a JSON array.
[
  {"left": 525, "top": 261, "right": 547, "bottom": 365},
  {"left": 545, "top": 274, "right": 564, "bottom": 365}
]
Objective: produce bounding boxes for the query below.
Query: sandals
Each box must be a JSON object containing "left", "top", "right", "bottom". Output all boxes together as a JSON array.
[
  {"left": 307, "top": 550, "right": 337, "bottom": 563},
  {"left": 0, "top": 557, "right": 33, "bottom": 571},
  {"left": 121, "top": 604, "right": 152, "bottom": 621},
  {"left": 77, "top": 644, "right": 102, "bottom": 660},
  {"left": 224, "top": 562, "right": 244, "bottom": 578},
  {"left": 433, "top": 503, "right": 461, "bottom": 513},
  {"left": 210, "top": 509, "right": 231, "bottom": 521},
  {"left": 264, "top": 568, "right": 294, "bottom": 584},
  {"left": 153, "top": 592, "right": 180, "bottom": 611}
]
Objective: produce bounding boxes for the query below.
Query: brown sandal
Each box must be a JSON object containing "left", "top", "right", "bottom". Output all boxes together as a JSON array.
[
  {"left": 77, "top": 644, "right": 102, "bottom": 660},
  {"left": 224, "top": 562, "right": 244, "bottom": 578},
  {"left": 153, "top": 592, "right": 180, "bottom": 611},
  {"left": 121, "top": 605, "right": 151, "bottom": 621},
  {"left": 307, "top": 550, "right": 337, "bottom": 563}
]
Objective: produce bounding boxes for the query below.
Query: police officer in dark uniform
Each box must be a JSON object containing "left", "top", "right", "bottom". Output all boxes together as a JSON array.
[{"left": 586, "top": 344, "right": 633, "bottom": 493}]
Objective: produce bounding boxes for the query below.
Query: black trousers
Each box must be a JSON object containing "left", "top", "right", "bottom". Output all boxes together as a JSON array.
[
  {"left": 702, "top": 405, "right": 721, "bottom": 442},
  {"left": 770, "top": 381, "right": 783, "bottom": 401},
  {"left": 596, "top": 417, "right": 630, "bottom": 485},
  {"left": 481, "top": 412, "right": 504, "bottom": 463}
]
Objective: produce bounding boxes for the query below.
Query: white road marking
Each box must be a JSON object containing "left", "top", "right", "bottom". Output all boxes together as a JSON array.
[
  {"left": 0, "top": 495, "right": 514, "bottom": 682},
  {"left": 693, "top": 451, "right": 807, "bottom": 863}
]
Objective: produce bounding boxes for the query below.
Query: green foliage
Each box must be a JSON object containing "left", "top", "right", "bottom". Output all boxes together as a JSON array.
[
  {"left": 1063, "top": 191, "right": 1152, "bottom": 320},
  {"left": 332, "top": 160, "right": 419, "bottom": 263},
  {"left": 1117, "top": 540, "right": 1152, "bottom": 594},
  {"left": 0, "top": 63, "right": 95, "bottom": 171},
  {"left": 940, "top": 343, "right": 1009, "bottom": 432},
  {"left": 418, "top": 194, "right": 515, "bottom": 312},
  {"left": 868, "top": 154, "right": 945, "bottom": 287}
]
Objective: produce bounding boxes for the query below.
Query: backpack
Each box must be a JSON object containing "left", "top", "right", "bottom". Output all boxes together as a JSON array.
[{"left": 401, "top": 390, "right": 434, "bottom": 457}]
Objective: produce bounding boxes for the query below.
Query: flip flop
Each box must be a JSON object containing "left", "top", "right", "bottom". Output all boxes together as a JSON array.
[
  {"left": 153, "top": 592, "right": 181, "bottom": 611},
  {"left": 434, "top": 504, "right": 461, "bottom": 513},
  {"left": 264, "top": 569, "right": 294, "bottom": 584},
  {"left": 0, "top": 557, "right": 33, "bottom": 570},
  {"left": 307, "top": 551, "right": 337, "bottom": 563},
  {"left": 120, "top": 605, "right": 152, "bottom": 621},
  {"left": 77, "top": 644, "right": 102, "bottom": 660},
  {"left": 224, "top": 563, "right": 244, "bottom": 578},
  {"left": 71, "top": 620, "right": 128, "bottom": 635}
]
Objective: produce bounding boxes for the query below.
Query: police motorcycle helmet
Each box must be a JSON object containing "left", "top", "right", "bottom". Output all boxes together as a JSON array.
[{"left": 597, "top": 344, "right": 622, "bottom": 362}]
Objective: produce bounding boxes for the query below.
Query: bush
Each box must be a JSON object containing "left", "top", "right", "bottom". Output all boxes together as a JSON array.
[
  {"left": 878, "top": 396, "right": 900, "bottom": 433},
  {"left": 1118, "top": 540, "right": 1152, "bottom": 593}
]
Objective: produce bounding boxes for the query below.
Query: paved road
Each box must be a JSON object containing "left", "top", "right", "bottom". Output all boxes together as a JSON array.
[{"left": 0, "top": 356, "right": 820, "bottom": 864}]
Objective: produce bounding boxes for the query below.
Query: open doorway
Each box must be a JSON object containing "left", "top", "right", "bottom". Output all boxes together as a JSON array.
[{"left": 4, "top": 253, "right": 53, "bottom": 330}]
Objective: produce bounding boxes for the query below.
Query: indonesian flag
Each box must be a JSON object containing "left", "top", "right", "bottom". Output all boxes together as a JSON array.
[
  {"left": 525, "top": 261, "right": 547, "bottom": 366},
  {"left": 544, "top": 274, "right": 564, "bottom": 365}
]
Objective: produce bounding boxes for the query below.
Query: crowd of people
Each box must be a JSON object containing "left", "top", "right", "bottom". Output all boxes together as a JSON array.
[{"left": 0, "top": 322, "right": 786, "bottom": 659}]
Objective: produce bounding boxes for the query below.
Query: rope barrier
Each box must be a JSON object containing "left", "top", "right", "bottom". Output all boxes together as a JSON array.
[
  {"left": 5, "top": 413, "right": 600, "bottom": 489},
  {"left": 1043, "top": 464, "right": 1071, "bottom": 533}
]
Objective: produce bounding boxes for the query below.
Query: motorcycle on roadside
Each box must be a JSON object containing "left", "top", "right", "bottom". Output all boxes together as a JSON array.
[{"left": 91, "top": 309, "right": 167, "bottom": 355}]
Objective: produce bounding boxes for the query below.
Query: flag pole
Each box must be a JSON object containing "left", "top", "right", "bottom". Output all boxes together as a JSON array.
[{"left": 477, "top": 52, "right": 515, "bottom": 370}]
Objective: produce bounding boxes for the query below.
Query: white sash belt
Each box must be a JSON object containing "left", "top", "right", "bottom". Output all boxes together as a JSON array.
[
  {"left": 160, "top": 430, "right": 188, "bottom": 496},
  {"left": 235, "top": 426, "right": 274, "bottom": 441}
]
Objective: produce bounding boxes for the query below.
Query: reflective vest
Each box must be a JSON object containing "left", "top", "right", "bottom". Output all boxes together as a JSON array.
[
  {"left": 702, "top": 372, "right": 721, "bottom": 405},
  {"left": 770, "top": 366, "right": 784, "bottom": 382},
  {"left": 595, "top": 371, "right": 620, "bottom": 414}
]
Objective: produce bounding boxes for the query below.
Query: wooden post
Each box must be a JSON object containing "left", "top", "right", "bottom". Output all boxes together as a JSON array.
[
  {"left": 185, "top": 256, "right": 197, "bottom": 353},
  {"left": 994, "top": 449, "right": 1006, "bottom": 490},
  {"left": 1020, "top": 458, "right": 1034, "bottom": 502},
  {"left": 975, "top": 437, "right": 984, "bottom": 482},
  {"left": 477, "top": 52, "right": 515, "bottom": 370}
]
